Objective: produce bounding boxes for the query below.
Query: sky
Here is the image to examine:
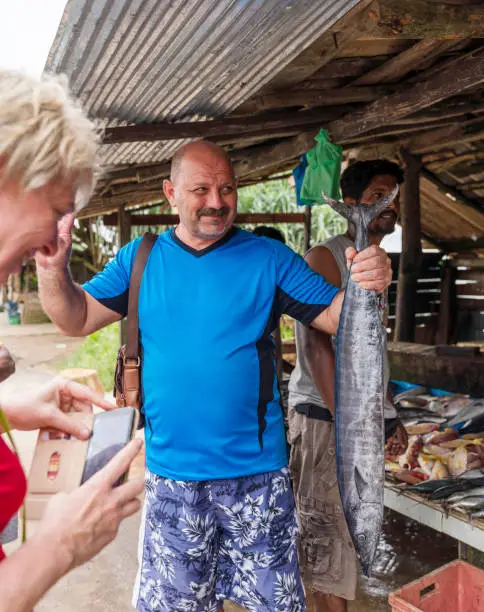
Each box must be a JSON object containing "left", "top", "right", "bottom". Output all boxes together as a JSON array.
[{"left": 0, "top": 0, "right": 67, "bottom": 76}]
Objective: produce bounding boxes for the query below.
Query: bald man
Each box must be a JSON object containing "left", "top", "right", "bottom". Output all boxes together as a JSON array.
[{"left": 37, "top": 140, "right": 392, "bottom": 612}]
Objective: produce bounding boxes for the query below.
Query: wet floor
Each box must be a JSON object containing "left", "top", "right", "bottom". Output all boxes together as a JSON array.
[{"left": 347, "top": 508, "right": 457, "bottom": 611}]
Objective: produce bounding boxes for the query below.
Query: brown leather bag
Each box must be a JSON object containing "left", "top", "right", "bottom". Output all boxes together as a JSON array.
[{"left": 114, "top": 232, "right": 157, "bottom": 425}]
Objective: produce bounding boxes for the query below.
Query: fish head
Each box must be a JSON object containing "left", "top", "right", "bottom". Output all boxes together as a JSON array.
[{"left": 350, "top": 502, "right": 382, "bottom": 577}]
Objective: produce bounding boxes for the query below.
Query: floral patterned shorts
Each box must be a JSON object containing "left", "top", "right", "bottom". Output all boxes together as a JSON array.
[{"left": 133, "top": 467, "right": 305, "bottom": 611}]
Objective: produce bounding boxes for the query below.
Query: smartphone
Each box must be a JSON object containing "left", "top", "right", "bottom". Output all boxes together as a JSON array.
[{"left": 80, "top": 407, "right": 138, "bottom": 486}]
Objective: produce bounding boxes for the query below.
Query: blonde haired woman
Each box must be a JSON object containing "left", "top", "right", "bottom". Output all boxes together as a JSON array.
[{"left": 0, "top": 69, "right": 143, "bottom": 612}]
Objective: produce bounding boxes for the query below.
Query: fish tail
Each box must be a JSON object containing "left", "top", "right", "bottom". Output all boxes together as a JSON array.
[{"left": 323, "top": 185, "right": 399, "bottom": 225}]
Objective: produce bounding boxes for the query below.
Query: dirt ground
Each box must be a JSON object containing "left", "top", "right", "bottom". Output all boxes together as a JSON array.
[{"left": 1, "top": 318, "right": 458, "bottom": 611}]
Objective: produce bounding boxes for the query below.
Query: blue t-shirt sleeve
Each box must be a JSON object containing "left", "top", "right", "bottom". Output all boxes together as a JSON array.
[
  {"left": 274, "top": 241, "right": 339, "bottom": 326},
  {"left": 82, "top": 237, "right": 143, "bottom": 317}
]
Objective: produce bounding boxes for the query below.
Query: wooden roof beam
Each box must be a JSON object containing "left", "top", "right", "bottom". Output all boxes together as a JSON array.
[
  {"left": 261, "top": 0, "right": 376, "bottom": 91},
  {"left": 257, "top": 0, "right": 481, "bottom": 95},
  {"left": 103, "top": 107, "right": 344, "bottom": 144},
  {"left": 232, "top": 132, "right": 317, "bottom": 179},
  {"left": 352, "top": 39, "right": 460, "bottom": 86},
  {"left": 421, "top": 169, "right": 484, "bottom": 218},
  {"left": 367, "top": 0, "right": 484, "bottom": 39},
  {"left": 328, "top": 49, "right": 484, "bottom": 142}
]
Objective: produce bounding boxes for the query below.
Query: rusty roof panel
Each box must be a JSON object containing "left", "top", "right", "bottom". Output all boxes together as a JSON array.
[{"left": 46, "top": 0, "right": 359, "bottom": 167}]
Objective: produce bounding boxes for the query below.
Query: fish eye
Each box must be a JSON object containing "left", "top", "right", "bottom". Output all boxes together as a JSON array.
[{"left": 357, "top": 534, "right": 367, "bottom": 544}]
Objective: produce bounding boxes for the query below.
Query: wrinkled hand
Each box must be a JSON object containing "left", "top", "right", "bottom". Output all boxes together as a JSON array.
[
  {"left": 35, "top": 213, "right": 75, "bottom": 270},
  {"left": 346, "top": 245, "right": 392, "bottom": 293},
  {"left": 2, "top": 376, "right": 115, "bottom": 439},
  {"left": 35, "top": 439, "right": 144, "bottom": 571},
  {"left": 0, "top": 344, "right": 15, "bottom": 383},
  {"left": 385, "top": 423, "right": 408, "bottom": 460}
]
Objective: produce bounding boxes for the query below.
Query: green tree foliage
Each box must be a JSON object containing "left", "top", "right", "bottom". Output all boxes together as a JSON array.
[{"left": 237, "top": 179, "right": 346, "bottom": 254}]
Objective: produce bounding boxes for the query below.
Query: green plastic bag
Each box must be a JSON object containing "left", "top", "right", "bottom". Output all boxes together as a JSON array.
[{"left": 301, "top": 129, "right": 343, "bottom": 204}]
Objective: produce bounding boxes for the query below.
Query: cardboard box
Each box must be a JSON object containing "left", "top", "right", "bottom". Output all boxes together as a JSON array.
[{"left": 26, "top": 413, "right": 93, "bottom": 520}]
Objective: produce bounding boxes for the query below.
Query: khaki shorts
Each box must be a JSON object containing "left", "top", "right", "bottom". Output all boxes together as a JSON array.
[{"left": 288, "top": 403, "right": 358, "bottom": 601}]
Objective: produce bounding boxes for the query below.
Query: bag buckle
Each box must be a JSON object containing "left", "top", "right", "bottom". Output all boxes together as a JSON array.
[{"left": 123, "top": 356, "right": 140, "bottom": 367}]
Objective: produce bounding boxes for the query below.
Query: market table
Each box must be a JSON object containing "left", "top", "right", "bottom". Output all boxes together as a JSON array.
[{"left": 384, "top": 480, "right": 484, "bottom": 558}]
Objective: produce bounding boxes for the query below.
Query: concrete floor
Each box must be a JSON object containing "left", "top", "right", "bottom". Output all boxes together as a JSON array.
[{"left": 2, "top": 321, "right": 458, "bottom": 611}]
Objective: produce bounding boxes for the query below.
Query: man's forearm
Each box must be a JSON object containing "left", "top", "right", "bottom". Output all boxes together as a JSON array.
[
  {"left": 37, "top": 265, "right": 88, "bottom": 336},
  {"left": 311, "top": 289, "right": 344, "bottom": 335},
  {"left": 306, "top": 328, "right": 336, "bottom": 415},
  {"left": 0, "top": 533, "right": 71, "bottom": 612}
]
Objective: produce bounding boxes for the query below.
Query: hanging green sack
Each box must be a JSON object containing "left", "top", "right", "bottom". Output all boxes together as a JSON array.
[{"left": 301, "top": 129, "right": 343, "bottom": 203}]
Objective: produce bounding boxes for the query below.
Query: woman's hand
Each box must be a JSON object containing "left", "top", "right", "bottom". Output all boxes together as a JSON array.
[{"left": 2, "top": 376, "right": 115, "bottom": 439}]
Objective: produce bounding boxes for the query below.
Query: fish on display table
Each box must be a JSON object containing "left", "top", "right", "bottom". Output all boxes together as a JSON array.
[{"left": 324, "top": 185, "right": 399, "bottom": 577}]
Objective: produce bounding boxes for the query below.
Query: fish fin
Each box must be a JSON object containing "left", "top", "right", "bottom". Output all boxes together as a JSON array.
[
  {"left": 323, "top": 185, "right": 399, "bottom": 226},
  {"left": 363, "top": 185, "right": 399, "bottom": 223},
  {"left": 354, "top": 466, "right": 369, "bottom": 501},
  {"left": 322, "top": 193, "right": 358, "bottom": 225}
]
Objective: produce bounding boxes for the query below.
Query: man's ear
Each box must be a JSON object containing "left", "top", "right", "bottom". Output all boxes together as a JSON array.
[{"left": 163, "top": 179, "right": 175, "bottom": 208}]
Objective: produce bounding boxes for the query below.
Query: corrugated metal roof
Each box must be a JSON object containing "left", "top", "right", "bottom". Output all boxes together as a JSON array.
[{"left": 46, "top": 0, "right": 359, "bottom": 167}]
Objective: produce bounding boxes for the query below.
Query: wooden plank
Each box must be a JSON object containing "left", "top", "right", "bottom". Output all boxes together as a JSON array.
[
  {"left": 388, "top": 341, "right": 484, "bottom": 395},
  {"left": 456, "top": 283, "right": 484, "bottom": 296},
  {"left": 457, "top": 297, "right": 484, "bottom": 311},
  {"left": 352, "top": 39, "right": 459, "bottom": 86},
  {"left": 390, "top": 103, "right": 484, "bottom": 126},
  {"left": 369, "top": 0, "right": 484, "bottom": 38},
  {"left": 453, "top": 258, "right": 484, "bottom": 270},
  {"left": 340, "top": 117, "right": 460, "bottom": 146},
  {"left": 451, "top": 161, "right": 484, "bottom": 179},
  {"left": 336, "top": 38, "right": 410, "bottom": 58},
  {"left": 395, "top": 151, "right": 423, "bottom": 342},
  {"left": 311, "top": 57, "right": 386, "bottom": 79},
  {"left": 457, "top": 270, "right": 484, "bottom": 282},
  {"left": 234, "top": 86, "right": 390, "bottom": 115},
  {"left": 103, "top": 107, "right": 341, "bottom": 144},
  {"left": 408, "top": 124, "right": 484, "bottom": 154},
  {"left": 458, "top": 181, "right": 484, "bottom": 191},
  {"left": 421, "top": 171, "right": 484, "bottom": 227},
  {"left": 260, "top": 0, "right": 376, "bottom": 90},
  {"left": 103, "top": 212, "right": 307, "bottom": 227},
  {"left": 102, "top": 162, "right": 171, "bottom": 183},
  {"left": 79, "top": 189, "right": 165, "bottom": 219},
  {"left": 436, "top": 262, "right": 457, "bottom": 344},
  {"left": 328, "top": 49, "right": 484, "bottom": 142},
  {"left": 427, "top": 151, "right": 484, "bottom": 172},
  {"left": 439, "top": 237, "right": 484, "bottom": 252},
  {"left": 232, "top": 132, "right": 317, "bottom": 179}
]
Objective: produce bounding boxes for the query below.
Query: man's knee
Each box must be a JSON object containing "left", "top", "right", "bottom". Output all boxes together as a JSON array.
[{"left": 312, "top": 589, "right": 348, "bottom": 612}]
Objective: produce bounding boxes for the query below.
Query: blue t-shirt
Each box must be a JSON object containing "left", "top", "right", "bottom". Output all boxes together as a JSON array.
[{"left": 83, "top": 228, "right": 338, "bottom": 480}]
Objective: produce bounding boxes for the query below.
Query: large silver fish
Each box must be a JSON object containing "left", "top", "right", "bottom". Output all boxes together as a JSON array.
[{"left": 324, "top": 186, "right": 399, "bottom": 577}]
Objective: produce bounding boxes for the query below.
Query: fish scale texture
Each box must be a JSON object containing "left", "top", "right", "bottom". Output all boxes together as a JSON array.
[{"left": 335, "top": 274, "right": 386, "bottom": 576}]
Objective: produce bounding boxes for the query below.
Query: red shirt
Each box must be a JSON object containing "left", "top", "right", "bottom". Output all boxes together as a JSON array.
[{"left": 0, "top": 437, "right": 27, "bottom": 560}]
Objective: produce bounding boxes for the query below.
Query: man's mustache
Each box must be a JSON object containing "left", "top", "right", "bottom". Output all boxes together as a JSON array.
[{"left": 197, "top": 207, "right": 231, "bottom": 218}]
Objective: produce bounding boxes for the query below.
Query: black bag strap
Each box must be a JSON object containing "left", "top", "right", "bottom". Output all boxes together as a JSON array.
[{"left": 125, "top": 232, "right": 157, "bottom": 361}]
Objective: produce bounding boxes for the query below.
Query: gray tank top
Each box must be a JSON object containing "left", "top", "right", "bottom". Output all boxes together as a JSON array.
[{"left": 288, "top": 234, "right": 396, "bottom": 418}]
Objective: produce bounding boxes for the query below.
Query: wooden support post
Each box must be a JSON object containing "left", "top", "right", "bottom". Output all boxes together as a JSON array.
[
  {"left": 395, "top": 151, "right": 423, "bottom": 342},
  {"left": 304, "top": 206, "right": 312, "bottom": 253},
  {"left": 118, "top": 206, "right": 131, "bottom": 347},
  {"left": 436, "top": 262, "right": 457, "bottom": 345}
]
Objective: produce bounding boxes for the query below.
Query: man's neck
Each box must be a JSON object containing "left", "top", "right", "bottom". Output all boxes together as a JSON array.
[{"left": 174, "top": 224, "right": 230, "bottom": 251}]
